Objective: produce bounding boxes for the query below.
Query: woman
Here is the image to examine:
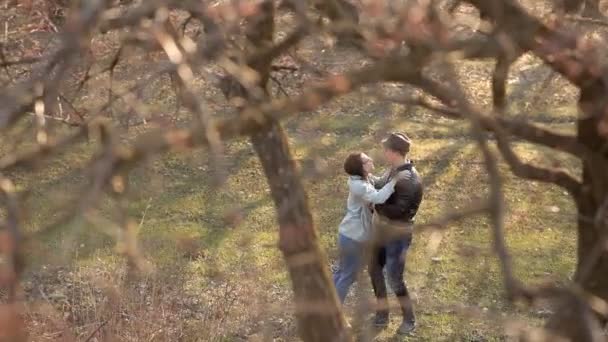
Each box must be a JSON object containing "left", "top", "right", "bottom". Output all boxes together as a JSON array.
[{"left": 333, "top": 152, "right": 398, "bottom": 303}]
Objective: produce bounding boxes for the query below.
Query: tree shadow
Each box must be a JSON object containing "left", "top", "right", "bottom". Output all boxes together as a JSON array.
[
  {"left": 22, "top": 141, "right": 268, "bottom": 274},
  {"left": 418, "top": 140, "right": 472, "bottom": 191},
  {"left": 406, "top": 145, "right": 489, "bottom": 339},
  {"left": 507, "top": 62, "right": 553, "bottom": 105}
]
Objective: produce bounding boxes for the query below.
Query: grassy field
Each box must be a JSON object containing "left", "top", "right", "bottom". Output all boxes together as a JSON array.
[
  {"left": 15, "top": 76, "right": 581, "bottom": 341},
  {"left": 0, "top": 3, "right": 586, "bottom": 340}
]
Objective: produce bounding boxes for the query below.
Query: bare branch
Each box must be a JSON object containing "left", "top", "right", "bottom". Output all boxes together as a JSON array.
[
  {"left": 464, "top": 0, "right": 606, "bottom": 90},
  {"left": 423, "top": 66, "right": 524, "bottom": 301},
  {"left": 492, "top": 54, "right": 512, "bottom": 112},
  {"left": 0, "top": 56, "right": 40, "bottom": 68},
  {"left": 416, "top": 75, "right": 582, "bottom": 196},
  {"left": 380, "top": 92, "right": 589, "bottom": 158},
  {"left": 564, "top": 15, "right": 608, "bottom": 27},
  {"left": 382, "top": 201, "right": 490, "bottom": 240},
  {"left": 495, "top": 138, "right": 582, "bottom": 196}
]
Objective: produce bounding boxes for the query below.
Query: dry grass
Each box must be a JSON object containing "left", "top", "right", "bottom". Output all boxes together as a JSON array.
[
  {"left": 0, "top": 1, "right": 588, "bottom": 341},
  {"left": 18, "top": 96, "right": 579, "bottom": 341}
]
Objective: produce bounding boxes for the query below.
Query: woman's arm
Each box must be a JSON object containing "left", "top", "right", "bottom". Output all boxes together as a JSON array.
[
  {"left": 369, "top": 170, "right": 389, "bottom": 189},
  {"left": 374, "top": 170, "right": 413, "bottom": 219},
  {"left": 351, "top": 179, "right": 396, "bottom": 204}
]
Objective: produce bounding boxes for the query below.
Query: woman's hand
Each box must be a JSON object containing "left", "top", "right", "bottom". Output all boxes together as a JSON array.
[{"left": 393, "top": 171, "right": 411, "bottom": 182}]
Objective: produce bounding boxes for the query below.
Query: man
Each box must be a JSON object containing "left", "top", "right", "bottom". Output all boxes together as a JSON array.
[{"left": 369, "top": 132, "right": 423, "bottom": 335}]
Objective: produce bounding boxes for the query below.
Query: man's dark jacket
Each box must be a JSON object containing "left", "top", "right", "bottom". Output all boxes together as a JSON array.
[{"left": 374, "top": 162, "right": 423, "bottom": 223}]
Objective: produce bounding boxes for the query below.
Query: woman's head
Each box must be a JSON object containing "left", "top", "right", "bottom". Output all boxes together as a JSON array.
[{"left": 343, "top": 153, "right": 374, "bottom": 178}]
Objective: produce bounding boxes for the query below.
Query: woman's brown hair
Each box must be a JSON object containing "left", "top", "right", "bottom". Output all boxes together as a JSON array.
[{"left": 343, "top": 153, "right": 365, "bottom": 178}]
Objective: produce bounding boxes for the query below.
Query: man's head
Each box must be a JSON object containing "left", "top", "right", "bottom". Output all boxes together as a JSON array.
[{"left": 382, "top": 132, "right": 411, "bottom": 165}]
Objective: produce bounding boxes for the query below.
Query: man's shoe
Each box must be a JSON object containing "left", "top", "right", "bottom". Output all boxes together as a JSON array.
[
  {"left": 397, "top": 319, "right": 416, "bottom": 335},
  {"left": 373, "top": 312, "right": 389, "bottom": 328}
]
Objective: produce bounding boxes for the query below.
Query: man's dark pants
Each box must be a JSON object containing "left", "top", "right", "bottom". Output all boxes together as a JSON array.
[{"left": 369, "top": 214, "right": 415, "bottom": 322}]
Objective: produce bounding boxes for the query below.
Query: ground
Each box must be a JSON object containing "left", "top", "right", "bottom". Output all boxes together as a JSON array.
[
  {"left": 17, "top": 82, "right": 580, "bottom": 341},
  {"left": 0, "top": 2, "right": 587, "bottom": 341}
]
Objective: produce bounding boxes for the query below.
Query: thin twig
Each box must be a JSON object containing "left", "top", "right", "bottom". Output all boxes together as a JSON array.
[
  {"left": 139, "top": 198, "right": 153, "bottom": 228},
  {"left": 26, "top": 112, "right": 82, "bottom": 127},
  {"left": 84, "top": 319, "right": 109, "bottom": 342},
  {"left": 0, "top": 176, "right": 21, "bottom": 301},
  {"left": 380, "top": 201, "right": 490, "bottom": 241},
  {"left": 270, "top": 75, "right": 290, "bottom": 97},
  {"left": 564, "top": 15, "right": 608, "bottom": 27}
]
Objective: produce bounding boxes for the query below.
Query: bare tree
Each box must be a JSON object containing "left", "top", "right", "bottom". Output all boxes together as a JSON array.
[{"left": 1, "top": 0, "right": 608, "bottom": 341}]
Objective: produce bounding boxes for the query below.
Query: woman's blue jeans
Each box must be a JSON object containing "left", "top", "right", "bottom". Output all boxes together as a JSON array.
[{"left": 333, "top": 234, "right": 365, "bottom": 303}]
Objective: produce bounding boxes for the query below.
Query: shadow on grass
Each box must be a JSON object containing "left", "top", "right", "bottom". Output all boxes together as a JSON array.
[{"left": 23, "top": 140, "right": 269, "bottom": 271}]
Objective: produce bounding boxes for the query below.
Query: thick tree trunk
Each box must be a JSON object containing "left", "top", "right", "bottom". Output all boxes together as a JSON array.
[
  {"left": 546, "top": 197, "right": 608, "bottom": 341},
  {"left": 562, "top": 0, "right": 603, "bottom": 18},
  {"left": 575, "top": 179, "right": 608, "bottom": 308},
  {"left": 219, "top": 1, "right": 351, "bottom": 341},
  {"left": 573, "top": 112, "right": 608, "bottom": 330},
  {"left": 546, "top": 88, "right": 608, "bottom": 341},
  {"left": 250, "top": 123, "right": 351, "bottom": 342},
  {"left": 575, "top": 109, "right": 608, "bottom": 299},
  {"left": 581, "top": 0, "right": 603, "bottom": 18}
]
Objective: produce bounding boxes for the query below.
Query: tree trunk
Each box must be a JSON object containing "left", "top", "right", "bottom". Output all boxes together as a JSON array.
[
  {"left": 581, "top": 0, "right": 603, "bottom": 18},
  {"left": 546, "top": 87, "right": 608, "bottom": 341},
  {"left": 573, "top": 110, "right": 608, "bottom": 330},
  {"left": 313, "top": 0, "right": 362, "bottom": 46},
  {"left": 575, "top": 175, "right": 608, "bottom": 309},
  {"left": 546, "top": 195, "right": 608, "bottom": 341},
  {"left": 562, "top": 0, "right": 603, "bottom": 18},
  {"left": 250, "top": 123, "right": 351, "bottom": 342},
  {"left": 220, "top": 1, "right": 351, "bottom": 340}
]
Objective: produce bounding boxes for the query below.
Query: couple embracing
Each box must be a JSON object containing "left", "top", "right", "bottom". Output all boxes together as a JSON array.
[{"left": 333, "top": 132, "right": 423, "bottom": 335}]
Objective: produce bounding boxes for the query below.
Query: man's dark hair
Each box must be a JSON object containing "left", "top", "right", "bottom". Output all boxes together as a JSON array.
[
  {"left": 382, "top": 132, "right": 411, "bottom": 156},
  {"left": 343, "top": 153, "right": 365, "bottom": 177}
]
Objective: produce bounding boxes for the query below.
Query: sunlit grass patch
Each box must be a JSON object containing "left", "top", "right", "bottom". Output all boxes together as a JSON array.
[{"left": 19, "top": 124, "right": 579, "bottom": 341}]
